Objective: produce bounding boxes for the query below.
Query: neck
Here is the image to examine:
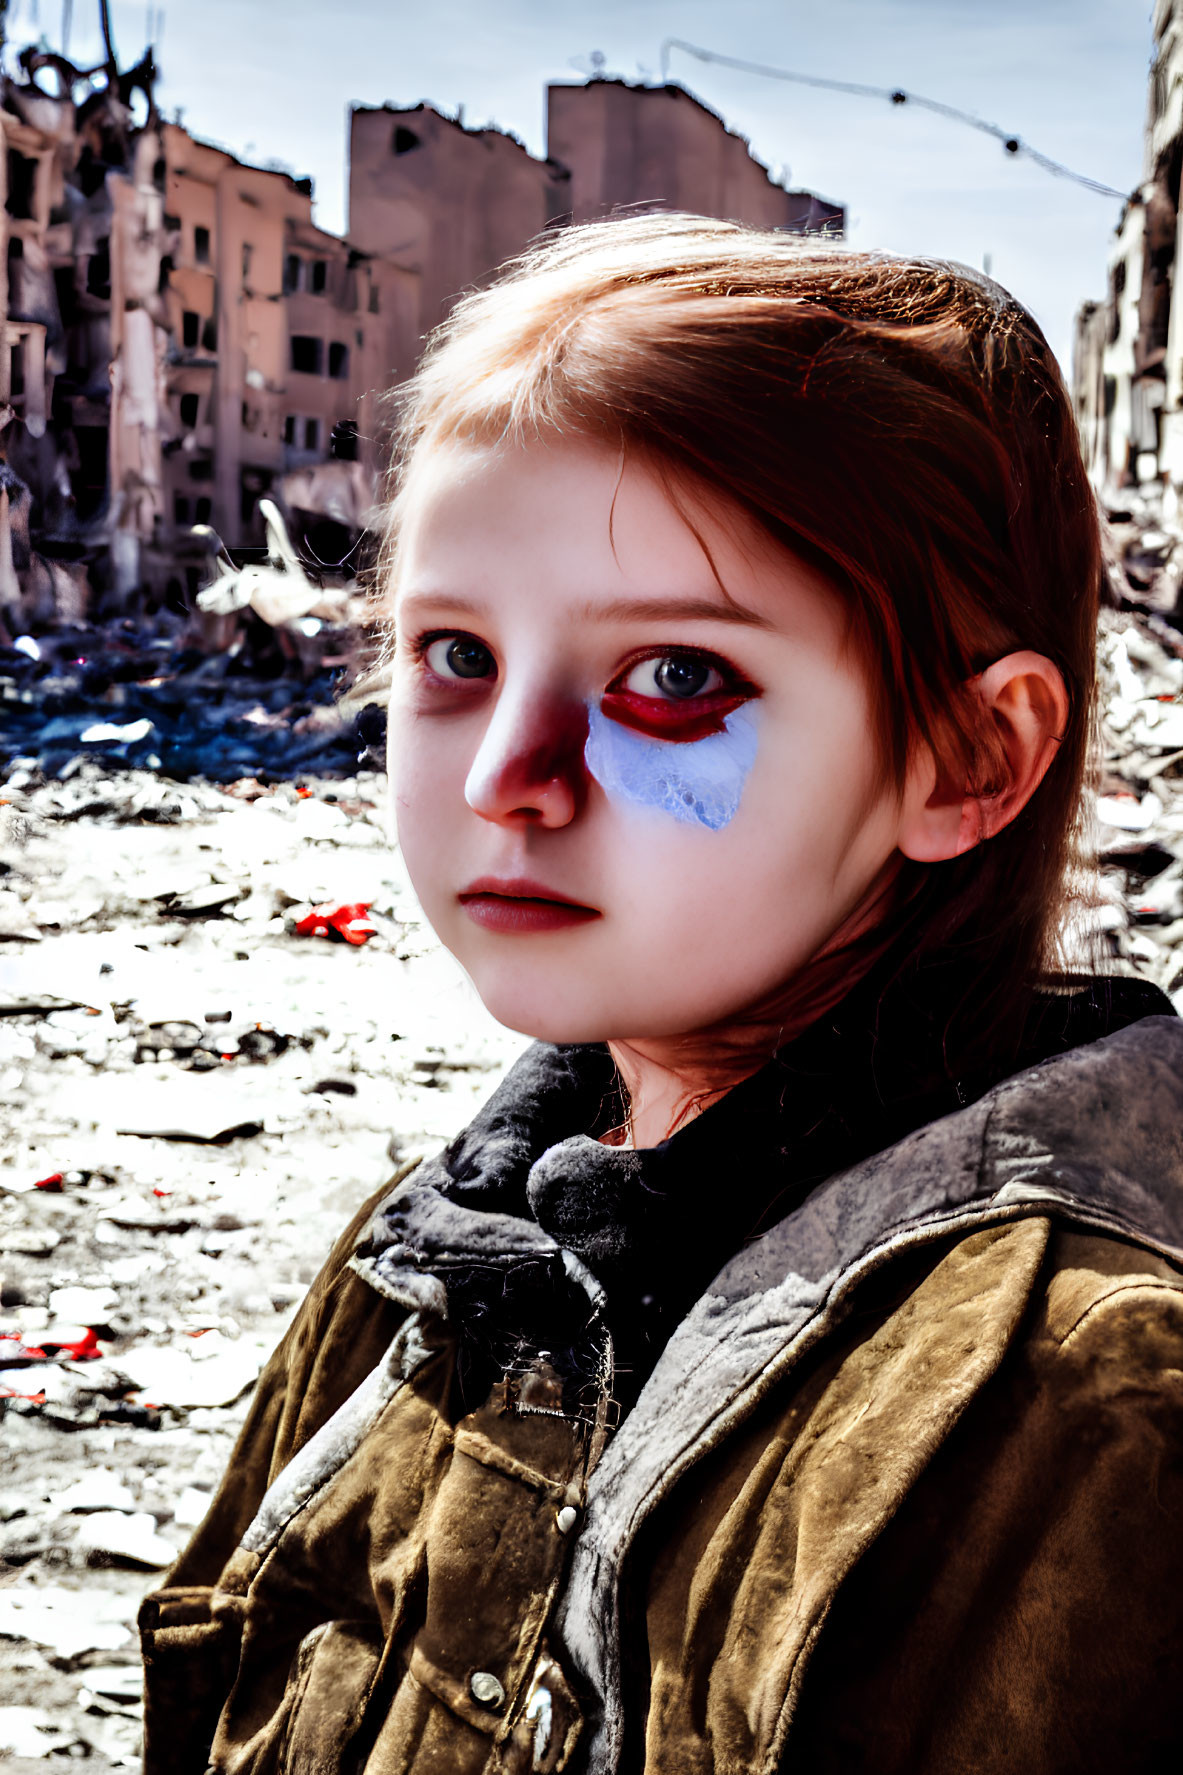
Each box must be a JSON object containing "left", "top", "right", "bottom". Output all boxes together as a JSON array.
[
  {"left": 605, "top": 1035, "right": 771, "bottom": 1148},
  {"left": 604, "top": 871, "right": 907, "bottom": 1148},
  {"left": 606, "top": 974, "right": 859, "bottom": 1148}
]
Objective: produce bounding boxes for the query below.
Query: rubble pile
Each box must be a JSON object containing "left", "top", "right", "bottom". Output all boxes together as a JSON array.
[
  {"left": 1, "top": 516, "right": 1182, "bottom": 1767},
  {"left": 1090, "top": 499, "right": 1183, "bottom": 1000},
  {"left": 0, "top": 764, "right": 528, "bottom": 1769},
  {"left": 0, "top": 613, "right": 380, "bottom": 784}
]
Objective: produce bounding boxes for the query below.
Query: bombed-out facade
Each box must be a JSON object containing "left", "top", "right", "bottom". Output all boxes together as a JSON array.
[
  {"left": 0, "top": 45, "right": 167, "bottom": 630},
  {"left": 160, "top": 125, "right": 416, "bottom": 587},
  {"left": 1074, "top": 0, "right": 1183, "bottom": 505},
  {"left": 351, "top": 77, "right": 843, "bottom": 336},
  {"left": 0, "top": 53, "right": 841, "bottom": 638},
  {"left": 0, "top": 44, "right": 418, "bottom": 634}
]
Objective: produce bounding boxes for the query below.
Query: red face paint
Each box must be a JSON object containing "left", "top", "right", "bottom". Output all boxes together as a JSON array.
[{"left": 598, "top": 687, "right": 751, "bottom": 744}]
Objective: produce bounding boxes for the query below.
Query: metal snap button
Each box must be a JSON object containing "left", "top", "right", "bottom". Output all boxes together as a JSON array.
[
  {"left": 470, "top": 1670, "right": 506, "bottom": 1710},
  {"left": 556, "top": 1505, "right": 578, "bottom": 1535}
]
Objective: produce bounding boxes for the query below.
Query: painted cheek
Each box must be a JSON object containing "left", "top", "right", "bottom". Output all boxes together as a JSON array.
[{"left": 583, "top": 699, "right": 761, "bottom": 831}]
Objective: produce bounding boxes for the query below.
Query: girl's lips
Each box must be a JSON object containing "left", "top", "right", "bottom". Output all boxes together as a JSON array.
[
  {"left": 458, "top": 876, "right": 600, "bottom": 933},
  {"left": 460, "top": 895, "right": 601, "bottom": 934}
]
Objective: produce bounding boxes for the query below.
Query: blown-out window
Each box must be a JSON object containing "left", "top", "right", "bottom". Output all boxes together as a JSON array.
[{"left": 291, "top": 335, "right": 323, "bottom": 375}]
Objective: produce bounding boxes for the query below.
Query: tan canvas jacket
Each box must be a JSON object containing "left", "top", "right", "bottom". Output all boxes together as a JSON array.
[{"left": 140, "top": 1018, "right": 1183, "bottom": 1774}]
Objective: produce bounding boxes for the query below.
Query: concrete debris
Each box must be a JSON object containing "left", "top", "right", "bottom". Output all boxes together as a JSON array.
[
  {"left": 0, "top": 617, "right": 382, "bottom": 782},
  {"left": 4, "top": 1227, "right": 61, "bottom": 1255},
  {"left": 48, "top": 1284, "right": 118, "bottom": 1322},
  {"left": 78, "top": 1664, "right": 142, "bottom": 1703},
  {"left": 1098, "top": 791, "right": 1161, "bottom": 830},
  {"left": 0, "top": 1581, "right": 137, "bottom": 1658},
  {"left": 0, "top": 890, "right": 42, "bottom": 939},
  {"left": 73, "top": 1510, "right": 177, "bottom": 1569},
  {"left": 97, "top": 1074, "right": 266, "bottom": 1143},
  {"left": 0, "top": 733, "right": 532, "bottom": 1771},
  {"left": 0, "top": 1704, "right": 80, "bottom": 1758},
  {"left": 53, "top": 1469, "right": 138, "bottom": 1514},
  {"left": 173, "top": 1484, "right": 212, "bottom": 1528},
  {"left": 1065, "top": 511, "right": 1183, "bottom": 1003},
  {"left": 119, "top": 1332, "right": 268, "bottom": 1410},
  {"left": 196, "top": 500, "right": 369, "bottom": 633}
]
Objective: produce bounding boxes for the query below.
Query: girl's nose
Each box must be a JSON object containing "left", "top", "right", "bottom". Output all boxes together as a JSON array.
[{"left": 463, "top": 692, "right": 590, "bottom": 829}]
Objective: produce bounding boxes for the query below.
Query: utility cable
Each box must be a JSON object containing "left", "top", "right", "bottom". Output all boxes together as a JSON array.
[{"left": 660, "top": 38, "right": 1130, "bottom": 201}]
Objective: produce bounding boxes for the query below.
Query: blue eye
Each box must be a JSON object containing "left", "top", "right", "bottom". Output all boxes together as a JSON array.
[
  {"left": 622, "top": 655, "right": 725, "bottom": 700},
  {"left": 424, "top": 636, "right": 495, "bottom": 680}
]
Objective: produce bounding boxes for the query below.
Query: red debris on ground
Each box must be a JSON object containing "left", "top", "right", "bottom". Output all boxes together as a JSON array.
[
  {"left": 34, "top": 1172, "right": 65, "bottom": 1191},
  {"left": 294, "top": 901, "right": 375, "bottom": 946},
  {"left": 0, "top": 1327, "right": 104, "bottom": 1364},
  {"left": 45, "top": 1328, "right": 104, "bottom": 1361}
]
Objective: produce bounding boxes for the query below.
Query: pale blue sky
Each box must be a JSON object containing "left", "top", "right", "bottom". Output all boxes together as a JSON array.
[{"left": 4, "top": 0, "right": 1155, "bottom": 375}]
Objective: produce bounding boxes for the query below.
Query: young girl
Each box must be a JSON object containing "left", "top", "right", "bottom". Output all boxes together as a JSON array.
[{"left": 141, "top": 215, "right": 1183, "bottom": 1775}]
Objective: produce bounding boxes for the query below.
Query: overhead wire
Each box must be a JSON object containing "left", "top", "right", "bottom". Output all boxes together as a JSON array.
[{"left": 659, "top": 38, "right": 1130, "bottom": 202}]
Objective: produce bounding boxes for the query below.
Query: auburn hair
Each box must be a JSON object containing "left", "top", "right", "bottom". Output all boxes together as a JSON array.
[{"left": 381, "top": 212, "right": 1101, "bottom": 1072}]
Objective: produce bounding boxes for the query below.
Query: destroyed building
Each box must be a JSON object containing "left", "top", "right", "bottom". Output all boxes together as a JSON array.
[
  {"left": 0, "top": 45, "right": 842, "bottom": 639},
  {"left": 1074, "top": 0, "right": 1183, "bottom": 505},
  {"left": 0, "top": 48, "right": 423, "bottom": 635},
  {"left": 0, "top": 42, "right": 167, "bottom": 631},
  {"left": 159, "top": 125, "right": 417, "bottom": 588},
  {"left": 350, "top": 77, "right": 843, "bottom": 333}
]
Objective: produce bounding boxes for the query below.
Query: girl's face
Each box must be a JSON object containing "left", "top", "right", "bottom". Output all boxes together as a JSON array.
[{"left": 387, "top": 438, "right": 912, "bottom": 1044}]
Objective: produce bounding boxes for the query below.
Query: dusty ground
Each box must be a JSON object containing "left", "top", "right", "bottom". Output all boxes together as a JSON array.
[
  {"left": 0, "top": 767, "right": 526, "bottom": 1768},
  {"left": 1, "top": 604, "right": 1183, "bottom": 1766}
]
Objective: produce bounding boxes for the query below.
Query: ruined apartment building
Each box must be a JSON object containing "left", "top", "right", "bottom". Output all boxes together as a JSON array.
[
  {"left": 0, "top": 58, "right": 840, "bottom": 631},
  {"left": 161, "top": 125, "right": 417, "bottom": 568},
  {"left": 1074, "top": 0, "right": 1183, "bottom": 505},
  {"left": 0, "top": 45, "right": 419, "bottom": 632},
  {"left": 349, "top": 76, "right": 844, "bottom": 333},
  {"left": 0, "top": 46, "right": 168, "bottom": 627}
]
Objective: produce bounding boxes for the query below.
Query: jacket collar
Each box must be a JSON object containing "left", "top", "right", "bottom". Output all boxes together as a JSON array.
[{"left": 354, "top": 1006, "right": 1183, "bottom": 1321}]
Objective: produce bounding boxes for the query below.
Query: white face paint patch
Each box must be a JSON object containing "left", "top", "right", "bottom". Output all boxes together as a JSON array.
[{"left": 583, "top": 700, "right": 761, "bottom": 831}]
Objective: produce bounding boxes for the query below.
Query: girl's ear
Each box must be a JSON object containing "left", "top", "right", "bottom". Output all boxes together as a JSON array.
[{"left": 898, "top": 651, "right": 1070, "bottom": 863}]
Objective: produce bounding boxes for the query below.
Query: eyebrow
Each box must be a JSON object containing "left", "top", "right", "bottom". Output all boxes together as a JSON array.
[{"left": 397, "top": 592, "right": 777, "bottom": 630}]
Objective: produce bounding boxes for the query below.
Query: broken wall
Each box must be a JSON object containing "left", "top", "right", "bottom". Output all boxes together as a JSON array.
[
  {"left": 546, "top": 78, "right": 843, "bottom": 234},
  {"left": 1075, "top": 0, "right": 1183, "bottom": 501},
  {"left": 0, "top": 45, "right": 170, "bottom": 636},
  {"left": 348, "top": 104, "right": 568, "bottom": 335}
]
